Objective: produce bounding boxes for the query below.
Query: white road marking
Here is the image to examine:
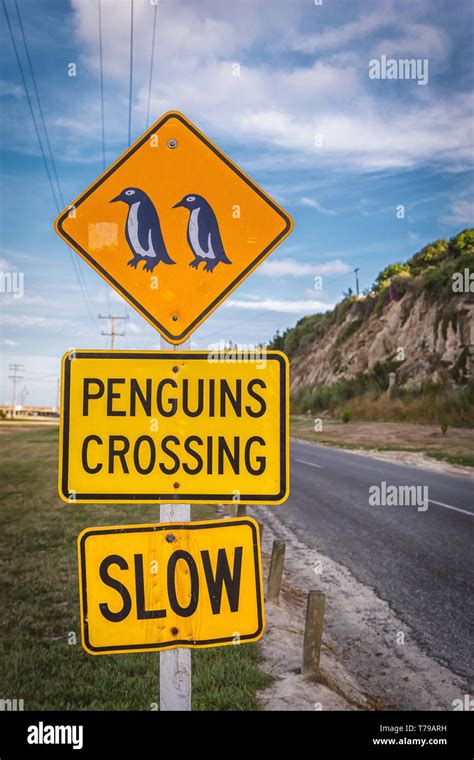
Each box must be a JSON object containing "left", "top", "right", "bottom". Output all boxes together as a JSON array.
[
  {"left": 295, "top": 458, "right": 324, "bottom": 469},
  {"left": 294, "top": 459, "right": 472, "bottom": 515},
  {"left": 428, "top": 499, "right": 474, "bottom": 517}
]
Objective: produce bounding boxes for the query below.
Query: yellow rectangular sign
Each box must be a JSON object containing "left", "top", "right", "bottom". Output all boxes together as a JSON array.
[
  {"left": 59, "top": 350, "right": 289, "bottom": 504},
  {"left": 78, "top": 518, "right": 265, "bottom": 655}
]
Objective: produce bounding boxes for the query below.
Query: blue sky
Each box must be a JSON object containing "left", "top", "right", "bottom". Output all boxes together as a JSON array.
[{"left": 0, "top": 0, "right": 473, "bottom": 405}]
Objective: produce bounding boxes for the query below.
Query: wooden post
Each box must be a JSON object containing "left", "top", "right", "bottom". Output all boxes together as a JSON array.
[
  {"left": 302, "top": 591, "right": 326, "bottom": 678},
  {"left": 266, "top": 540, "right": 285, "bottom": 602},
  {"left": 237, "top": 504, "right": 247, "bottom": 517},
  {"left": 159, "top": 339, "right": 191, "bottom": 712}
]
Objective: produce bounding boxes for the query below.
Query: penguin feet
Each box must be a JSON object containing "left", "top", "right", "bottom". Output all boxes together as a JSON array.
[
  {"left": 203, "top": 262, "right": 216, "bottom": 273},
  {"left": 142, "top": 261, "right": 156, "bottom": 272},
  {"left": 189, "top": 259, "right": 200, "bottom": 269},
  {"left": 127, "top": 257, "right": 140, "bottom": 269}
]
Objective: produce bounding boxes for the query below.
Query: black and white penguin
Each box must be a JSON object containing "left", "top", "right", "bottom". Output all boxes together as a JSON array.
[
  {"left": 110, "top": 187, "right": 175, "bottom": 271},
  {"left": 173, "top": 194, "right": 231, "bottom": 273}
]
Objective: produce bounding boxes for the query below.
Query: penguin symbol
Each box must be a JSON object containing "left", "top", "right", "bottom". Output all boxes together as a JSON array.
[
  {"left": 110, "top": 187, "right": 175, "bottom": 271},
  {"left": 173, "top": 194, "right": 232, "bottom": 272}
]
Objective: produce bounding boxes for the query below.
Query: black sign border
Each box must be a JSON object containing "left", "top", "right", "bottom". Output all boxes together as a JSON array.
[
  {"left": 56, "top": 111, "right": 292, "bottom": 343},
  {"left": 79, "top": 519, "right": 264, "bottom": 653},
  {"left": 61, "top": 351, "right": 288, "bottom": 503}
]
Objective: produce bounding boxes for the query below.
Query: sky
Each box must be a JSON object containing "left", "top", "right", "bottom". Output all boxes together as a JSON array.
[{"left": 0, "top": 0, "right": 473, "bottom": 406}]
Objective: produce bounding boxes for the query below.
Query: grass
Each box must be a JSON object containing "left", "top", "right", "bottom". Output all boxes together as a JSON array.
[
  {"left": 292, "top": 379, "right": 474, "bottom": 427},
  {"left": 0, "top": 426, "right": 272, "bottom": 710},
  {"left": 291, "top": 418, "right": 474, "bottom": 468},
  {"left": 426, "top": 450, "right": 474, "bottom": 468}
]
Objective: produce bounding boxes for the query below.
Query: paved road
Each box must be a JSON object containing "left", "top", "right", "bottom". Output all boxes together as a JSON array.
[{"left": 280, "top": 440, "right": 474, "bottom": 683}]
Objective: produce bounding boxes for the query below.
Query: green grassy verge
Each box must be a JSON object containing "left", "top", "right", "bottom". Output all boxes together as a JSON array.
[
  {"left": 0, "top": 427, "right": 272, "bottom": 710},
  {"left": 291, "top": 420, "right": 474, "bottom": 468},
  {"left": 426, "top": 451, "right": 474, "bottom": 468}
]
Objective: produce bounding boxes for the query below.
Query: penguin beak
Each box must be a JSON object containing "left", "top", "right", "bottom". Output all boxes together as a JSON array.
[
  {"left": 110, "top": 194, "right": 122, "bottom": 203},
  {"left": 172, "top": 200, "right": 185, "bottom": 208}
]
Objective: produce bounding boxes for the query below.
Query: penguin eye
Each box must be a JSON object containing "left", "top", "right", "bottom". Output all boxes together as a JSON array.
[
  {"left": 186, "top": 195, "right": 196, "bottom": 202},
  {"left": 125, "top": 190, "right": 135, "bottom": 196}
]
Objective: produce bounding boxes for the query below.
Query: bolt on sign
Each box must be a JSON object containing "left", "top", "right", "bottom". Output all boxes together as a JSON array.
[
  {"left": 78, "top": 518, "right": 264, "bottom": 655},
  {"left": 54, "top": 111, "right": 293, "bottom": 344},
  {"left": 59, "top": 350, "right": 289, "bottom": 505}
]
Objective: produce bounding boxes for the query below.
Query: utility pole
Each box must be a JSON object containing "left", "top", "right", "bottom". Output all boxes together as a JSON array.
[
  {"left": 19, "top": 385, "right": 29, "bottom": 406},
  {"left": 8, "top": 363, "right": 24, "bottom": 415},
  {"left": 354, "top": 267, "right": 360, "bottom": 297},
  {"left": 98, "top": 314, "right": 129, "bottom": 349}
]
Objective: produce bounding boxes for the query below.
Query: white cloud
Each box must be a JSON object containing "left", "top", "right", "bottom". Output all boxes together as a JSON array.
[
  {"left": 374, "top": 23, "right": 449, "bottom": 60},
  {"left": 289, "top": 9, "right": 394, "bottom": 53},
  {"left": 58, "top": 0, "right": 473, "bottom": 172},
  {"left": 317, "top": 259, "right": 352, "bottom": 275},
  {"left": 259, "top": 259, "right": 316, "bottom": 277},
  {"left": 126, "top": 321, "right": 144, "bottom": 334},
  {"left": 1, "top": 314, "right": 65, "bottom": 329},
  {"left": 260, "top": 257, "right": 351, "bottom": 277},
  {"left": 300, "top": 197, "right": 336, "bottom": 215},
  {"left": 442, "top": 196, "right": 474, "bottom": 227},
  {"left": 0, "top": 80, "right": 23, "bottom": 98},
  {"left": 225, "top": 297, "right": 334, "bottom": 313},
  {"left": 3, "top": 339, "right": 18, "bottom": 346}
]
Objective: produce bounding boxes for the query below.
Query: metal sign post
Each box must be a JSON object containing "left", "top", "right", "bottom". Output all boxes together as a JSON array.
[{"left": 160, "top": 337, "right": 191, "bottom": 711}]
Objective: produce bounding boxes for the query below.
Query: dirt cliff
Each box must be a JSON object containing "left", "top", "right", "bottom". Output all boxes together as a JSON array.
[
  {"left": 269, "top": 230, "right": 474, "bottom": 404},
  {"left": 289, "top": 288, "right": 473, "bottom": 393}
]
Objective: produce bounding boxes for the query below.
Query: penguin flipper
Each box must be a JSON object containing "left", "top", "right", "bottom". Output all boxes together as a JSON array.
[
  {"left": 207, "top": 211, "right": 231, "bottom": 264},
  {"left": 211, "top": 229, "right": 231, "bottom": 264},
  {"left": 149, "top": 225, "right": 175, "bottom": 264},
  {"left": 137, "top": 203, "right": 155, "bottom": 252},
  {"left": 198, "top": 217, "right": 211, "bottom": 255}
]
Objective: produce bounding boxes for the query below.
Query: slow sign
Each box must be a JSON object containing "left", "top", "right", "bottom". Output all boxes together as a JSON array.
[
  {"left": 78, "top": 518, "right": 264, "bottom": 655},
  {"left": 59, "top": 350, "right": 289, "bottom": 504}
]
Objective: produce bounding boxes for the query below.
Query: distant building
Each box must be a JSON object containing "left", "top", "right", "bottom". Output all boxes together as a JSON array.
[{"left": 0, "top": 405, "right": 59, "bottom": 420}]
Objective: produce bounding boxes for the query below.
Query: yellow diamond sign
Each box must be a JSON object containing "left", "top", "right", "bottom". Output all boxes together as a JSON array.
[{"left": 54, "top": 111, "right": 293, "bottom": 343}]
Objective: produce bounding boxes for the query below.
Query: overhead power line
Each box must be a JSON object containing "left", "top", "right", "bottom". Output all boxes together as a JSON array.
[
  {"left": 14, "top": 0, "right": 97, "bottom": 329},
  {"left": 3, "top": 0, "right": 99, "bottom": 331},
  {"left": 128, "top": 0, "right": 134, "bottom": 145},
  {"left": 2, "top": 0, "right": 59, "bottom": 210},
  {"left": 14, "top": 0, "right": 64, "bottom": 207},
  {"left": 146, "top": 1, "right": 158, "bottom": 128},
  {"left": 14, "top": 0, "right": 100, "bottom": 325},
  {"left": 98, "top": 0, "right": 106, "bottom": 171}
]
